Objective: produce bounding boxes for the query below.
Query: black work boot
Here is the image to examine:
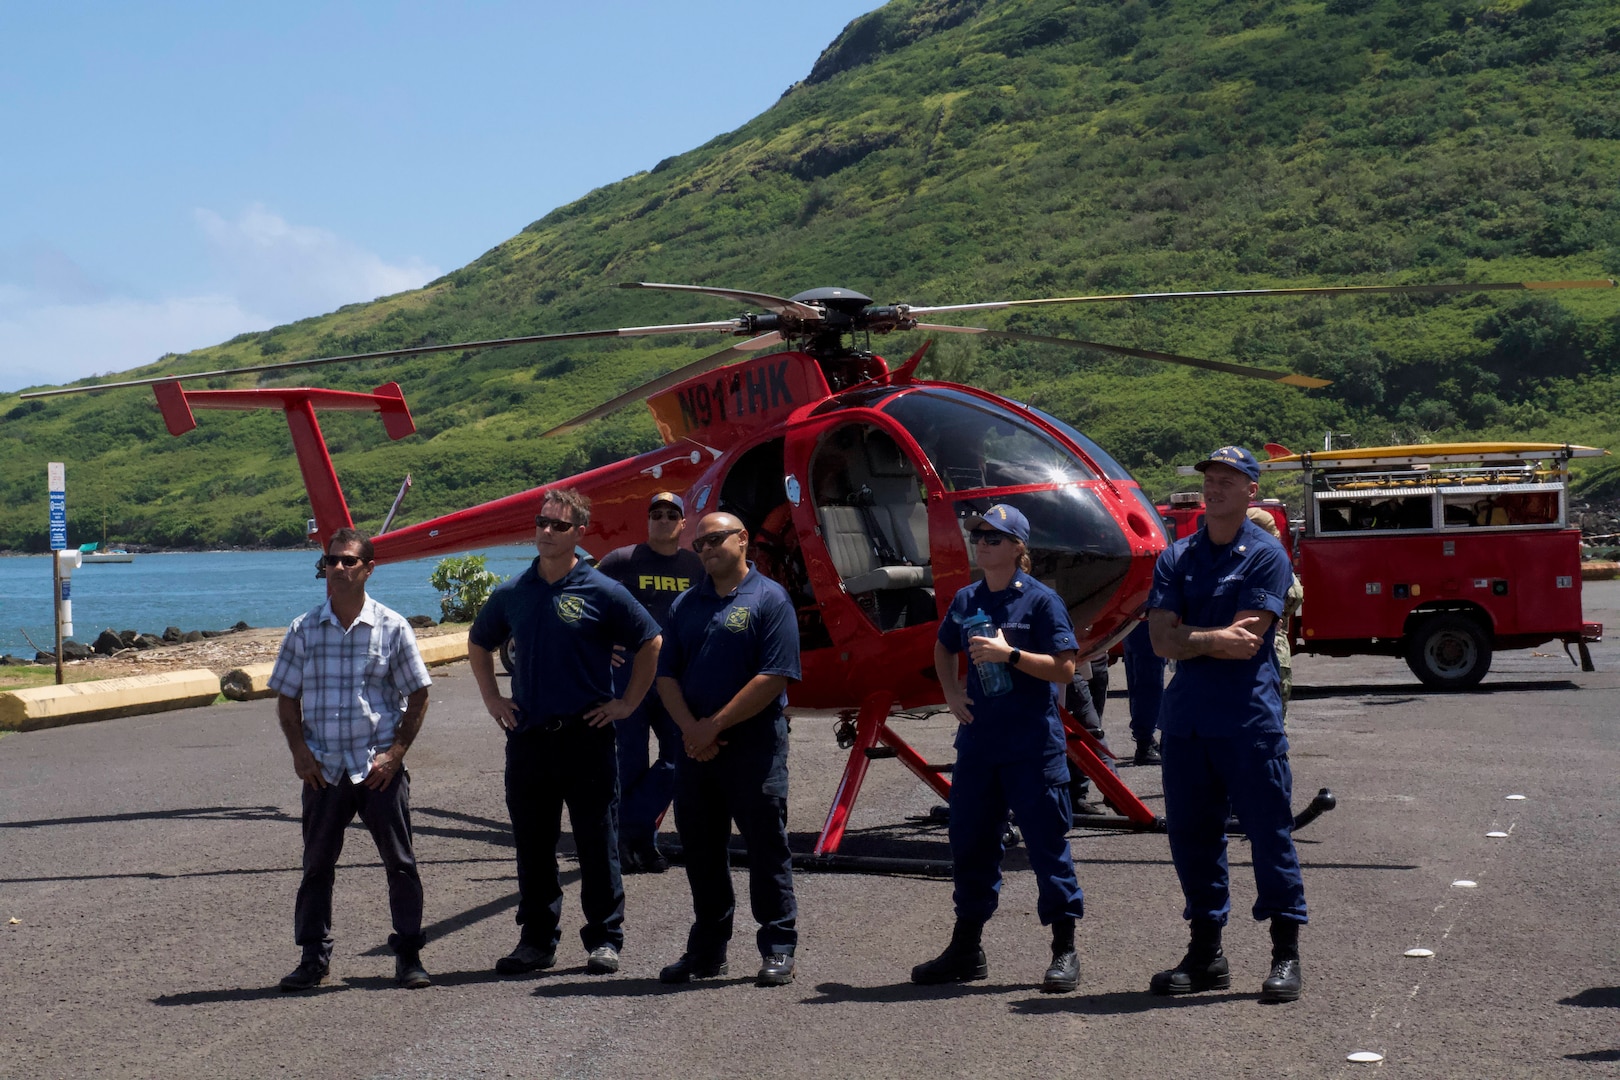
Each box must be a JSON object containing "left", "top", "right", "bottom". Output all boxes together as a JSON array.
[
  {"left": 1260, "top": 918, "right": 1303, "bottom": 1003},
  {"left": 395, "top": 948, "right": 431, "bottom": 989},
  {"left": 1042, "top": 917, "right": 1079, "bottom": 993},
  {"left": 1149, "top": 919, "right": 1230, "bottom": 995},
  {"left": 911, "top": 920, "right": 989, "bottom": 985}
]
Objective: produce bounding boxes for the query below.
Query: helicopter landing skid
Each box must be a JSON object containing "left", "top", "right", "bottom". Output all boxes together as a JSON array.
[{"left": 812, "top": 695, "right": 1166, "bottom": 857}]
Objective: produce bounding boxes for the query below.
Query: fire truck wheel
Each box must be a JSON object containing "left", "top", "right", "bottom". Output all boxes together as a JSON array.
[
  {"left": 499, "top": 636, "right": 517, "bottom": 675},
  {"left": 1405, "top": 613, "right": 1492, "bottom": 690}
]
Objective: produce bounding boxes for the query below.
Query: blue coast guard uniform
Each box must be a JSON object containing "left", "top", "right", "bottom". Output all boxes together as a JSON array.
[
  {"left": 469, "top": 558, "right": 660, "bottom": 953},
  {"left": 938, "top": 562, "right": 1085, "bottom": 929},
  {"left": 1149, "top": 513, "right": 1307, "bottom": 927},
  {"left": 659, "top": 564, "right": 801, "bottom": 961}
]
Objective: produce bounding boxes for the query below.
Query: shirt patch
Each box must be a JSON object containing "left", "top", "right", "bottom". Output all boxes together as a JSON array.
[
  {"left": 724, "top": 605, "right": 751, "bottom": 633},
  {"left": 555, "top": 594, "right": 587, "bottom": 623}
]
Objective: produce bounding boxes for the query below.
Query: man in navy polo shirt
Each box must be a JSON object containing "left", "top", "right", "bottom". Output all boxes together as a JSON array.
[
  {"left": 913, "top": 502, "right": 1086, "bottom": 993},
  {"left": 468, "top": 488, "right": 661, "bottom": 978},
  {"left": 1147, "top": 445, "right": 1308, "bottom": 1003},
  {"left": 597, "top": 491, "right": 704, "bottom": 874},
  {"left": 655, "top": 511, "right": 802, "bottom": 988}
]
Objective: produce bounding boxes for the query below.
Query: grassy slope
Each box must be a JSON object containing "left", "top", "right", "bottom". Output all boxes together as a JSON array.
[{"left": 2, "top": 0, "right": 1617, "bottom": 548}]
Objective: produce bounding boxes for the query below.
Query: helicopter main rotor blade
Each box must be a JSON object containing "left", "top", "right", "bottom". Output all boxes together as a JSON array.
[
  {"left": 539, "top": 331, "right": 785, "bottom": 438},
  {"left": 18, "top": 319, "right": 752, "bottom": 400},
  {"left": 620, "top": 281, "right": 822, "bottom": 321},
  {"left": 903, "top": 278, "right": 1616, "bottom": 319},
  {"left": 912, "top": 324, "right": 1333, "bottom": 389}
]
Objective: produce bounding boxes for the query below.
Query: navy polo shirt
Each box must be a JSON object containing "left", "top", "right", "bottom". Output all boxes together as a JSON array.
[
  {"left": 658, "top": 564, "right": 801, "bottom": 748},
  {"left": 470, "top": 557, "right": 660, "bottom": 730},
  {"left": 938, "top": 570, "right": 1079, "bottom": 765},
  {"left": 1149, "top": 517, "right": 1292, "bottom": 737}
]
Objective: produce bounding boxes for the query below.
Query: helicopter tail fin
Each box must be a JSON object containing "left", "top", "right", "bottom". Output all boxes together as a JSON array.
[
  {"left": 1263, "top": 442, "right": 1294, "bottom": 460},
  {"left": 150, "top": 380, "right": 417, "bottom": 542}
]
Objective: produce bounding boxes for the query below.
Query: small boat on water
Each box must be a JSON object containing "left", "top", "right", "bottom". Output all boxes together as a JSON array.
[{"left": 78, "top": 542, "right": 134, "bottom": 564}]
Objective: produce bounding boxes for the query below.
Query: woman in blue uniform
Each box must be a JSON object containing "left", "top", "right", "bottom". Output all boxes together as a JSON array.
[{"left": 913, "top": 503, "right": 1086, "bottom": 993}]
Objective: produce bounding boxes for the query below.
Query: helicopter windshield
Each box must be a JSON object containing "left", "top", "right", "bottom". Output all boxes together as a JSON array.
[{"left": 882, "top": 387, "right": 1097, "bottom": 491}]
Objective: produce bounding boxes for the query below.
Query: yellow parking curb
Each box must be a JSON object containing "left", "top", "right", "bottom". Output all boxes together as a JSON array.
[
  {"left": 0, "top": 670, "right": 221, "bottom": 732},
  {"left": 219, "top": 632, "right": 470, "bottom": 702}
]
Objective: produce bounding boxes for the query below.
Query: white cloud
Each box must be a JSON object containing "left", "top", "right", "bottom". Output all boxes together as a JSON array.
[
  {"left": 195, "top": 204, "right": 439, "bottom": 323},
  {"left": 0, "top": 208, "right": 440, "bottom": 394}
]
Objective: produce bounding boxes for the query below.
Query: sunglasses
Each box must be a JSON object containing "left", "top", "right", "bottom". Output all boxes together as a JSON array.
[
  {"left": 322, "top": 554, "right": 368, "bottom": 568},
  {"left": 969, "top": 530, "right": 1010, "bottom": 547},
  {"left": 535, "top": 515, "right": 577, "bottom": 532},
  {"left": 648, "top": 509, "right": 683, "bottom": 522},
  {"left": 691, "top": 528, "right": 744, "bottom": 553}
]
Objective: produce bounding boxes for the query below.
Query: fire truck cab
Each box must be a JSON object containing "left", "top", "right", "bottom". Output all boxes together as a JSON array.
[{"left": 1166, "top": 443, "right": 1606, "bottom": 690}]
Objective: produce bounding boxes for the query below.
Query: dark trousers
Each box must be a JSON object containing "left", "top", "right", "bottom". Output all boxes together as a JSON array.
[
  {"left": 505, "top": 724, "right": 624, "bottom": 952},
  {"left": 1065, "top": 660, "right": 1115, "bottom": 797},
  {"left": 673, "top": 736, "right": 797, "bottom": 959},
  {"left": 1161, "top": 731, "right": 1307, "bottom": 926},
  {"left": 950, "top": 754, "right": 1086, "bottom": 926},
  {"left": 294, "top": 771, "right": 424, "bottom": 965},
  {"left": 1123, "top": 621, "right": 1165, "bottom": 746},
  {"left": 615, "top": 695, "right": 680, "bottom": 847}
]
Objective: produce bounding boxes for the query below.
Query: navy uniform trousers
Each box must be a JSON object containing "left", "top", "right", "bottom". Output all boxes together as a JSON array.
[
  {"left": 673, "top": 734, "right": 797, "bottom": 959},
  {"left": 505, "top": 723, "right": 625, "bottom": 951},
  {"left": 950, "top": 755, "right": 1086, "bottom": 926},
  {"left": 1161, "top": 730, "right": 1307, "bottom": 925},
  {"left": 615, "top": 693, "right": 681, "bottom": 847}
]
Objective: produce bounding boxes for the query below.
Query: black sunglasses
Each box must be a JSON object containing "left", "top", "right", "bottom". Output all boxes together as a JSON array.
[
  {"left": 322, "top": 554, "right": 368, "bottom": 568},
  {"left": 648, "top": 509, "right": 683, "bottom": 521},
  {"left": 969, "top": 530, "right": 1009, "bottom": 547},
  {"left": 535, "top": 515, "right": 577, "bottom": 532},
  {"left": 691, "top": 528, "right": 744, "bottom": 553}
]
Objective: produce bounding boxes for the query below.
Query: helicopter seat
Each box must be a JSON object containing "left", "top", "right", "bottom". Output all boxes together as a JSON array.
[{"left": 818, "top": 504, "right": 930, "bottom": 596}]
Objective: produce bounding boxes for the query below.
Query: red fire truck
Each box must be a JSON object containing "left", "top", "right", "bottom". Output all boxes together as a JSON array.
[{"left": 1159, "top": 443, "right": 1606, "bottom": 689}]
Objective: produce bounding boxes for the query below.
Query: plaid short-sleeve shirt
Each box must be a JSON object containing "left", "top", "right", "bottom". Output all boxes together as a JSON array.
[{"left": 268, "top": 595, "right": 432, "bottom": 784}]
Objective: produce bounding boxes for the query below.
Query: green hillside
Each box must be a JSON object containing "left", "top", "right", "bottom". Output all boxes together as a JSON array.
[{"left": 3, "top": 0, "right": 1618, "bottom": 550}]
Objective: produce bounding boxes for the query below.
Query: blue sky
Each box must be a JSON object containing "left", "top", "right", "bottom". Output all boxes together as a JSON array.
[{"left": 0, "top": 1, "right": 881, "bottom": 392}]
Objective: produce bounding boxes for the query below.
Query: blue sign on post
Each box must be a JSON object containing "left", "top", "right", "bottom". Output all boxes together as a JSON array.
[{"left": 48, "top": 462, "right": 66, "bottom": 551}]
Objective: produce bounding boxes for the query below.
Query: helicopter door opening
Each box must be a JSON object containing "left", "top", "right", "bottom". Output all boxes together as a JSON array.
[
  {"left": 810, "top": 424, "right": 935, "bottom": 632},
  {"left": 719, "top": 437, "right": 830, "bottom": 650}
]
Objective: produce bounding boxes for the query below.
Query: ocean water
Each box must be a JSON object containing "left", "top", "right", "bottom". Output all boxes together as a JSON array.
[{"left": 0, "top": 546, "right": 537, "bottom": 658}]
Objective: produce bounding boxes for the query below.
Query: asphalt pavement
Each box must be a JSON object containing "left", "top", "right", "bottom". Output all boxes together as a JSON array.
[{"left": 3, "top": 585, "right": 1618, "bottom": 1079}]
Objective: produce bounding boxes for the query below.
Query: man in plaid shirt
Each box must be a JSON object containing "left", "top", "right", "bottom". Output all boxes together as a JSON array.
[{"left": 270, "top": 527, "right": 433, "bottom": 992}]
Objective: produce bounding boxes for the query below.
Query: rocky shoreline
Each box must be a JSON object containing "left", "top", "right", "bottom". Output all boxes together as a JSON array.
[{"left": 4, "top": 615, "right": 456, "bottom": 678}]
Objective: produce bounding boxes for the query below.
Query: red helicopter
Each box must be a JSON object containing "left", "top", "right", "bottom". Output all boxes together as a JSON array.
[{"left": 26, "top": 276, "right": 1612, "bottom": 865}]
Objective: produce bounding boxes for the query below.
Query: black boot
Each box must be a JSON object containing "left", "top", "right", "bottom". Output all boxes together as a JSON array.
[
  {"left": 1042, "top": 918, "right": 1079, "bottom": 993},
  {"left": 1149, "top": 919, "right": 1230, "bottom": 995},
  {"left": 912, "top": 920, "right": 988, "bottom": 985},
  {"left": 1260, "top": 919, "right": 1303, "bottom": 1003}
]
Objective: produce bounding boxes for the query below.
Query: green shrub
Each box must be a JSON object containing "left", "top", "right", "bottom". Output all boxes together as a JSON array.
[{"left": 430, "top": 555, "right": 504, "bottom": 622}]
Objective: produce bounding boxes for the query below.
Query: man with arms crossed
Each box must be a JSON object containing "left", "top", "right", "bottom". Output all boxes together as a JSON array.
[
  {"left": 469, "top": 489, "right": 662, "bottom": 977},
  {"left": 1147, "top": 446, "right": 1307, "bottom": 1002},
  {"left": 272, "top": 527, "right": 433, "bottom": 992},
  {"left": 656, "top": 511, "right": 802, "bottom": 988}
]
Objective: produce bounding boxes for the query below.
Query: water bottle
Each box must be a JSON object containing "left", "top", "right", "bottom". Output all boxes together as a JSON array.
[{"left": 960, "top": 608, "right": 1013, "bottom": 697}]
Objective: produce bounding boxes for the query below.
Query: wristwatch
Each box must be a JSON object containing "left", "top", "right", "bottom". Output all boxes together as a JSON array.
[{"left": 1008, "top": 649, "right": 1022, "bottom": 668}]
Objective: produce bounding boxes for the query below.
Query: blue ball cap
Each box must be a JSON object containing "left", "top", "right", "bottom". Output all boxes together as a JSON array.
[
  {"left": 1194, "top": 445, "right": 1261, "bottom": 482},
  {"left": 965, "top": 503, "right": 1031, "bottom": 543},
  {"left": 649, "top": 491, "right": 685, "bottom": 515}
]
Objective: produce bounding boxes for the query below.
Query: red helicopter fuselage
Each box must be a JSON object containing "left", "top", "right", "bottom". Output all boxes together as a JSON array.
[{"left": 151, "top": 345, "right": 1169, "bottom": 857}]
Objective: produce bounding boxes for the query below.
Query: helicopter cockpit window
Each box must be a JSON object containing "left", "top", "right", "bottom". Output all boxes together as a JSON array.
[
  {"left": 810, "top": 423, "right": 935, "bottom": 633},
  {"left": 883, "top": 388, "right": 1096, "bottom": 491}
]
